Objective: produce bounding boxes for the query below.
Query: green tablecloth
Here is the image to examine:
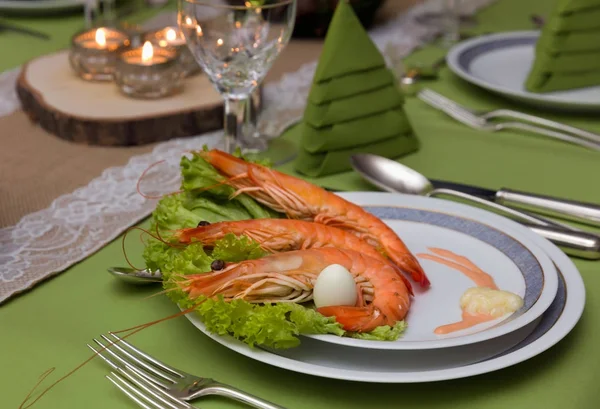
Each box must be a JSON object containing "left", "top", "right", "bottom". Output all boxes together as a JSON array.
[{"left": 3, "top": 0, "right": 600, "bottom": 408}]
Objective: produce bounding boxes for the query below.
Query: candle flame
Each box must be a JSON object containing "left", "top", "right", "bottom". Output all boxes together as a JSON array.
[
  {"left": 142, "top": 41, "right": 154, "bottom": 63},
  {"left": 217, "top": 38, "right": 223, "bottom": 46},
  {"left": 95, "top": 28, "right": 106, "bottom": 47},
  {"left": 185, "top": 16, "right": 193, "bottom": 26},
  {"left": 166, "top": 28, "right": 177, "bottom": 42},
  {"left": 196, "top": 26, "right": 203, "bottom": 36}
]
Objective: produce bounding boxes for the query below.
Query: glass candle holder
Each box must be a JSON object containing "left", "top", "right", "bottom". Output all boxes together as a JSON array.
[
  {"left": 69, "top": 27, "right": 130, "bottom": 81},
  {"left": 114, "top": 41, "right": 184, "bottom": 99},
  {"left": 144, "top": 26, "right": 201, "bottom": 77}
]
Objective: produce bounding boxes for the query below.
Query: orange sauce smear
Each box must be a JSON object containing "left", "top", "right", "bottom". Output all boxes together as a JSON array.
[{"left": 416, "top": 247, "right": 500, "bottom": 335}]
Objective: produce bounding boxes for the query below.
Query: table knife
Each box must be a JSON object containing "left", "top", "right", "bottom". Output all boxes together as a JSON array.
[{"left": 429, "top": 179, "right": 600, "bottom": 228}]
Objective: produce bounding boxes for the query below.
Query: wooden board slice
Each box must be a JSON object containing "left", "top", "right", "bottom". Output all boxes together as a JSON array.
[{"left": 16, "top": 50, "right": 261, "bottom": 146}]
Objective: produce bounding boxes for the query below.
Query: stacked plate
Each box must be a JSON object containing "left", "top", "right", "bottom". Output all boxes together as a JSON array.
[{"left": 184, "top": 192, "right": 585, "bottom": 383}]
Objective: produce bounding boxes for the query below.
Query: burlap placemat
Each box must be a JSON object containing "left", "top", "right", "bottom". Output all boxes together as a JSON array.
[{"left": 0, "top": 0, "right": 420, "bottom": 228}]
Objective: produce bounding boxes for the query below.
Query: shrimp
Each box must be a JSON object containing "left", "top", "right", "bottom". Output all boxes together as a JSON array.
[
  {"left": 175, "top": 219, "right": 414, "bottom": 295},
  {"left": 176, "top": 248, "right": 411, "bottom": 332},
  {"left": 197, "top": 149, "right": 430, "bottom": 288}
]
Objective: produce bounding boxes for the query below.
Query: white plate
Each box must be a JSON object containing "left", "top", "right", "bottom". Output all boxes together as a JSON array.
[
  {"left": 446, "top": 31, "right": 600, "bottom": 112},
  {"left": 303, "top": 211, "right": 557, "bottom": 350},
  {"left": 182, "top": 193, "right": 584, "bottom": 382},
  {"left": 0, "top": 0, "right": 85, "bottom": 12}
]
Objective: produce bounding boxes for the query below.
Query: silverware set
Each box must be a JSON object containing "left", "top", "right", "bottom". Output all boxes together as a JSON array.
[
  {"left": 418, "top": 89, "right": 600, "bottom": 152},
  {"left": 91, "top": 332, "right": 286, "bottom": 409}
]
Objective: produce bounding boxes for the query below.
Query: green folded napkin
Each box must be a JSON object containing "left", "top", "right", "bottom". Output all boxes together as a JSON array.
[
  {"left": 526, "top": 69, "right": 600, "bottom": 92},
  {"left": 308, "top": 67, "right": 395, "bottom": 104},
  {"left": 536, "top": 29, "right": 600, "bottom": 53},
  {"left": 301, "top": 109, "right": 413, "bottom": 153},
  {"left": 530, "top": 48, "right": 600, "bottom": 72},
  {"left": 312, "top": 1, "right": 386, "bottom": 83},
  {"left": 554, "top": 0, "right": 600, "bottom": 14},
  {"left": 545, "top": 7, "right": 600, "bottom": 32},
  {"left": 304, "top": 86, "right": 404, "bottom": 127},
  {"left": 291, "top": 0, "right": 418, "bottom": 177},
  {"left": 293, "top": 125, "right": 420, "bottom": 177},
  {"left": 525, "top": 0, "right": 600, "bottom": 92}
]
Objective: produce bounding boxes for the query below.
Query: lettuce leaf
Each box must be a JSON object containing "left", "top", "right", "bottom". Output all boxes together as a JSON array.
[
  {"left": 177, "top": 296, "right": 345, "bottom": 349},
  {"left": 211, "top": 233, "right": 267, "bottom": 262},
  {"left": 143, "top": 239, "right": 212, "bottom": 278},
  {"left": 350, "top": 321, "right": 408, "bottom": 341},
  {"left": 153, "top": 194, "right": 204, "bottom": 232}
]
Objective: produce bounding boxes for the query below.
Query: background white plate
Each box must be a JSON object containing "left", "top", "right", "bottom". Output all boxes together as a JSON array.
[
  {"left": 181, "top": 193, "right": 583, "bottom": 382},
  {"left": 446, "top": 31, "right": 600, "bottom": 112}
]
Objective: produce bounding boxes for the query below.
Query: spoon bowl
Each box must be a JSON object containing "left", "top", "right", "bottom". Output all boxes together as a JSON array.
[{"left": 350, "top": 154, "right": 434, "bottom": 195}]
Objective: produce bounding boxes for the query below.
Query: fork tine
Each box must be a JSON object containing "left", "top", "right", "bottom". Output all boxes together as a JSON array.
[
  {"left": 117, "top": 366, "right": 191, "bottom": 409},
  {"left": 87, "top": 344, "right": 120, "bottom": 371},
  {"left": 108, "top": 332, "right": 183, "bottom": 378},
  {"left": 98, "top": 335, "right": 179, "bottom": 383},
  {"left": 107, "top": 372, "right": 163, "bottom": 409},
  {"left": 89, "top": 343, "right": 167, "bottom": 389},
  {"left": 92, "top": 338, "right": 173, "bottom": 388}
]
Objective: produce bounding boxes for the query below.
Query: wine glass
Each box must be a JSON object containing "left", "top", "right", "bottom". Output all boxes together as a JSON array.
[
  {"left": 178, "top": 0, "right": 297, "bottom": 155},
  {"left": 415, "top": 0, "right": 469, "bottom": 47}
]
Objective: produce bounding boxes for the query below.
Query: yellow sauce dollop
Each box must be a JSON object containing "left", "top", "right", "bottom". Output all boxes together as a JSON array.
[{"left": 459, "top": 287, "right": 524, "bottom": 318}]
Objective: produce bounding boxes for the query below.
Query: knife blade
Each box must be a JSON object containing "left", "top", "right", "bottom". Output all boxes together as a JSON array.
[
  {"left": 429, "top": 179, "right": 497, "bottom": 201},
  {"left": 429, "top": 179, "right": 600, "bottom": 228}
]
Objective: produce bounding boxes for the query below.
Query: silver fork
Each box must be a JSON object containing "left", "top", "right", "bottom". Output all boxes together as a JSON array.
[
  {"left": 417, "top": 89, "right": 600, "bottom": 152},
  {"left": 89, "top": 332, "right": 286, "bottom": 409},
  {"left": 421, "top": 89, "right": 600, "bottom": 145},
  {"left": 107, "top": 366, "right": 195, "bottom": 409}
]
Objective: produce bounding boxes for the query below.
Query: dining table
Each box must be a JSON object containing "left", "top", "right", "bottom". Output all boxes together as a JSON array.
[{"left": 1, "top": 0, "right": 599, "bottom": 408}]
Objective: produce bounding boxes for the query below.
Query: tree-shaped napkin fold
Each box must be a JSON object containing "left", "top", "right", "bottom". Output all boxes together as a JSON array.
[
  {"left": 293, "top": 0, "right": 419, "bottom": 177},
  {"left": 525, "top": 0, "right": 600, "bottom": 93}
]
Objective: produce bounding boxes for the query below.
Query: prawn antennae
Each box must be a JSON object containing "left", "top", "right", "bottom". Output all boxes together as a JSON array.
[
  {"left": 135, "top": 159, "right": 185, "bottom": 200},
  {"left": 18, "top": 301, "right": 205, "bottom": 409},
  {"left": 121, "top": 226, "right": 186, "bottom": 271}
]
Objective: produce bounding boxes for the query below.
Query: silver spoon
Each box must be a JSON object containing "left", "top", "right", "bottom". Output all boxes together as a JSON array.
[
  {"left": 107, "top": 267, "right": 163, "bottom": 285},
  {"left": 350, "top": 153, "right": 600, "bottom": 260}
]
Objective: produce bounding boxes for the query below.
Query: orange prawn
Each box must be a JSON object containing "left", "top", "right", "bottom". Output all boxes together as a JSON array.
[
  {"left": 175, "top": 219, "right": 414, "bottom": 295},
  {"left": 197, "top": 149, "right": 430, "bottom": 288},
  {"left": 177, "top": 247, "right": 411, "bottom": 332}
]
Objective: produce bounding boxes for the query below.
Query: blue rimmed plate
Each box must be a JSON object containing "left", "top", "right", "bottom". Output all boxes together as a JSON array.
[
  {"left": 302, "top": 193, "right": 558, "bottom": 350},
  {"left": 184, "top": 192, "right": 583, "bottom": 383},
  {"left": 446, "top": 31, "right": 600, "bottom": 112}
]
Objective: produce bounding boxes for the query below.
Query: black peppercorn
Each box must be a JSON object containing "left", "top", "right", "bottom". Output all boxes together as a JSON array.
[
  {"left": 197, "top": 221, "right": 211, "bottom": 227},
  {"left": 211, "top": 259, "right": 225, "bottom": 271}
]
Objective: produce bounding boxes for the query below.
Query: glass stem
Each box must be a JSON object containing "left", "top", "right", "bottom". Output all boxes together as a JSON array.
[{"left": 223, "top": 96, "right": 249, "bottom": 154}]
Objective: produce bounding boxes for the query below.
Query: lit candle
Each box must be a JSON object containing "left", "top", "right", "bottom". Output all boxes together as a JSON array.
[
  {"left": 69, "top": 27, "right": 130, "bottom": 81},
  {"left": 147, "top": 26, "right": 186, "bottom": 47},
  {"left": 75, "top": 27, "right": 129, "bottom": 50},
  {"left": 114, "top": 40, "right": 183, "bottom": 99},
  {"left": 144, "top": 25, "right": 201, "bottom": 77},
  {"left": 121, "top": 41, "right": 169, "bottom": 65}
]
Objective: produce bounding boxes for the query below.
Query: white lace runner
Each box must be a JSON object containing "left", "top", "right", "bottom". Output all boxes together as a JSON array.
[{"left": 0, "top": 0, "right": 496, "bottom": 304}]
